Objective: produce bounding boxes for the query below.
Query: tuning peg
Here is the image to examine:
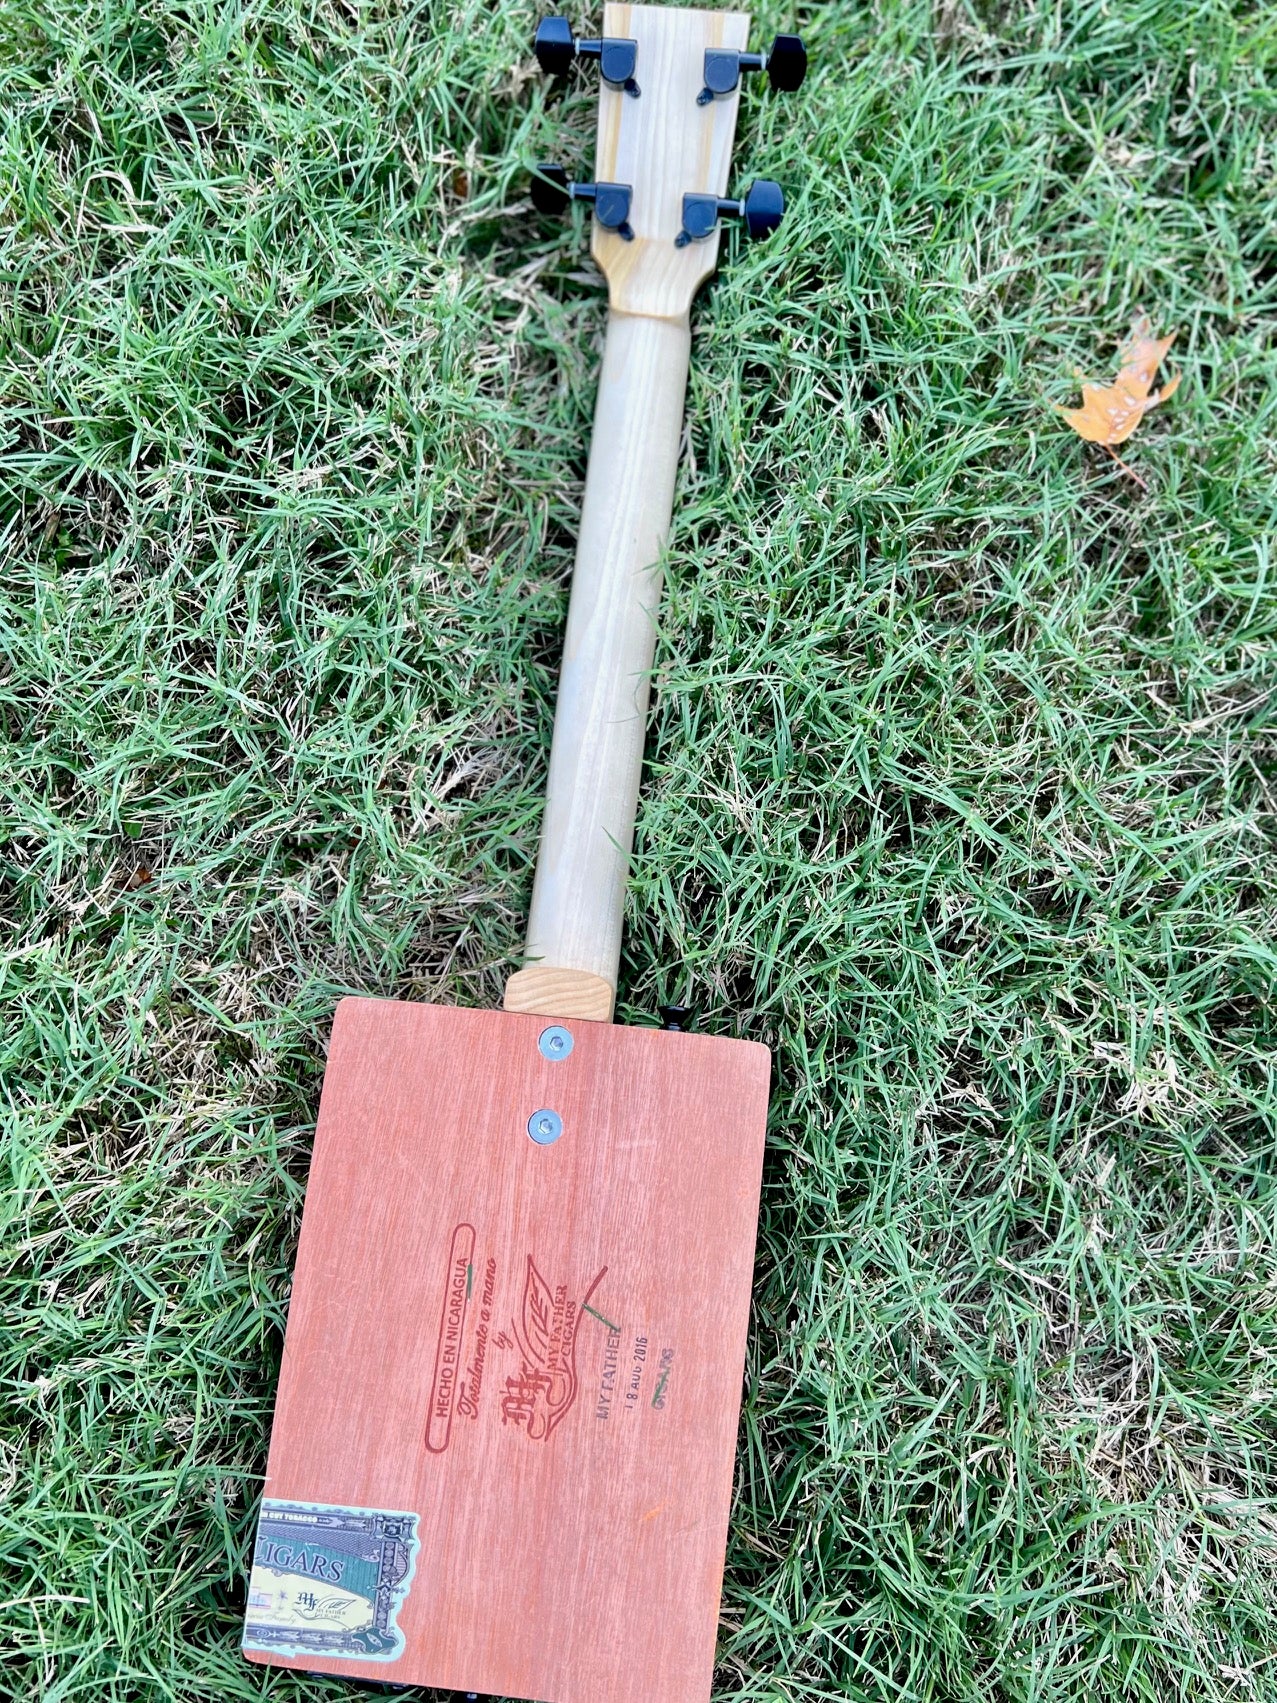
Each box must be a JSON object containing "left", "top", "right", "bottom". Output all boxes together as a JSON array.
[
  {"left": 534, "top": 16, "right": 640, "bottom": 95},
  {"left": 531, "top": 163, "right": 634, "bottom": 240},
  {"left": 675, "top": 179, "right": 784, "bottom": 248},
  {"left": 658, "top": 1003, "right": 696, "bottom": 1032},
  {"left": 697, "top": 33, "right": 807, "bottom": 104}
]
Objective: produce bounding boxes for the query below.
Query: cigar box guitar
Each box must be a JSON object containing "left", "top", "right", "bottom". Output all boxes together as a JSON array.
[{"left": 242, "top": 9, "right": 805, "bottom": 1700}]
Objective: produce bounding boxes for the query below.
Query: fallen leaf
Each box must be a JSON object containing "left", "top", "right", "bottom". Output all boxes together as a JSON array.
[{"left": 1056, "top": 315, "right": 1181, "bottom": 447}]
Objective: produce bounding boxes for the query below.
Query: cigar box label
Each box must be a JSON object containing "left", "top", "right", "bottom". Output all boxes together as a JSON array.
[{"left": 242, "top": 1501, "right": 418, "bottom": 1661}]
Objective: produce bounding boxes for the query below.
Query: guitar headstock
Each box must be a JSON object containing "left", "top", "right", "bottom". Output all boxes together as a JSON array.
[{"left": 533, "top": 4, "right": 802, "bottom": 322}]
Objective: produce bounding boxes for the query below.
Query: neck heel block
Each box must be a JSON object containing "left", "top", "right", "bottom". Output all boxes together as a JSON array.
[{"left": 503, "top": 966, "right": 615, "bottom": 1022}]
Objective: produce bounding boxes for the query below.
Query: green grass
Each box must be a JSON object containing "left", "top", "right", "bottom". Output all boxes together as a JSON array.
[{"left": 3, "top": 0, "right": 1276, "bottom": 1696}]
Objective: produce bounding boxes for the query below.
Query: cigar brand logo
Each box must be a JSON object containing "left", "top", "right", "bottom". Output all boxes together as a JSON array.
[
  {"left": 499, "top": 1257, "right": 608, "bottom": 1443},
  {"left": 425, "top": 1223, "right": 475, "bottom": 1454}
]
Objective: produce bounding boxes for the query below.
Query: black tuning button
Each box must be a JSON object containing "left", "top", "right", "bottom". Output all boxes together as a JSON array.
[
  {"left": 697, "top": 33, "right": 807, "bottom": 103},
  {"left": 675, "top": 179, "right": 784, "bottom": 247},
  {"left": 658, "top": 1004, "right": 696, "bottom": 1033},
  {"left": 534, "top": 16, "right": 640, "bottom": 95},
  {"left": 531, "top": 164, "right": 634, "bottom": 240}
]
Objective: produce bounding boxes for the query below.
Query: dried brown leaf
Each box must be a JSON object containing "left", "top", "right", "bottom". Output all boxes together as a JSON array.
[{"left": 1056, "top": 315, "right": 1181, "bottom": 447}]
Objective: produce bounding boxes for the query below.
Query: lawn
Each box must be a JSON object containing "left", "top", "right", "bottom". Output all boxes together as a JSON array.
[{"left": 3, "top": 0, "right": 1276, "bottom": 1697}]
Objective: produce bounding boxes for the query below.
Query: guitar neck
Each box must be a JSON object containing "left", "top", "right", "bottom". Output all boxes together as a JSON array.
[
  {"left": 504, "top": 2, "right": 795, "bottom": 1022},
  {"left": 504, "top": 308, "right": 692, "bottom": 1022}
]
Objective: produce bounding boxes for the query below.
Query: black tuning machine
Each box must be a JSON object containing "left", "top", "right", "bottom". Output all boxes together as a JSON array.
[
  {"left": 531, "top": 163, "right": 634, "bottom": 241},
  {"left": 534, "top": 16, "right": 640, "bottom": 96},
  {"left": 675, "top": 179, "right": 784, "bottom": 247},
  {"left": 697, "top": 32, "right": 806, "bottom": 104},
  {"left": 658, "top": 1004, "right": 696, "bottom": 1033}
]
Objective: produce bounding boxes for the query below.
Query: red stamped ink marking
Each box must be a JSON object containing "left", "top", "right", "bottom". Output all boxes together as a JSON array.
[{"left": 425, "top": 1223, "right": 476, "bottom": 1453}]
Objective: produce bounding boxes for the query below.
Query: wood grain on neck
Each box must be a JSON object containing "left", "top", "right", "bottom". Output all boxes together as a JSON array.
[{"left": 593, "top": 4, "right": 749, "bottom": 321}]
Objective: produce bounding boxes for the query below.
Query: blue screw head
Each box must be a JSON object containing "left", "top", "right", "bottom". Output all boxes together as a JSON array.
[{"left": 528, "top": 1108, "right": 563, "bottom": 1145}]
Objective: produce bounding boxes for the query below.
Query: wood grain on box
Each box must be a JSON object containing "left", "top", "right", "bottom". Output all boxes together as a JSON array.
[{"left": 248, "top": 998, "right": 769, "bottom": 1703}]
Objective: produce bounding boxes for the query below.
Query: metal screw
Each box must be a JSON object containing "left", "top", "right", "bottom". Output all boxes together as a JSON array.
[
  {"left": 538, "top": 1025, "right": 574, "bottom": 1061},
  {"left": 527, "top": 1108, "right": 563, "bottom": 1145}
]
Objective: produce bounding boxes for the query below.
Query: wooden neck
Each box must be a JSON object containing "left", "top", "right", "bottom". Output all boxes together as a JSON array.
[
  {"left": 504, "top": 310, "right": 691, "bottom": 1023},
  {"left": 503, "top": 4, "right": 751, "bottom": 1023}
]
